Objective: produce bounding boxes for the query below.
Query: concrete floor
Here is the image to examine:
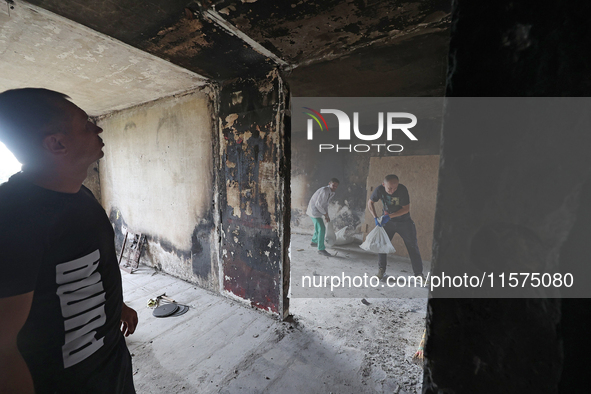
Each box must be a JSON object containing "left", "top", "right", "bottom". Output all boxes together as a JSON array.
[{"left": 123, "top": 234, "right": 428, "bottom": 393}]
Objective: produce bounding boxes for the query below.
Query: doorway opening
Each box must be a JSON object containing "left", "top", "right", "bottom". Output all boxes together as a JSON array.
[{"left": 288, "top": 139, "right": 440, "bottom": 392}]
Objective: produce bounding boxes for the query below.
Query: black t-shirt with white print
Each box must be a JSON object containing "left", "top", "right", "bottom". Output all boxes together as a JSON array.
[
  {"left": 0, "top": 173, "right": 129, "bottom": 393},
  {"left": 370, "top": 183, "right": 411, "bottom": 222}
]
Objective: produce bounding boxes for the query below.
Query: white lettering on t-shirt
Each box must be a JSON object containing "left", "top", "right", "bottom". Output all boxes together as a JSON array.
[{"left": 55, "top": 249, "right": 106, "bottom": 368}]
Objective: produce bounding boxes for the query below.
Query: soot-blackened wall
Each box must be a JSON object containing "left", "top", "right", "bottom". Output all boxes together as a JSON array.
[
  {"left": 424, "top": 1, "right": 591, "bottom": 393},
  {"left": 218, "top": 71, "right": 289, "bottom": 316}
]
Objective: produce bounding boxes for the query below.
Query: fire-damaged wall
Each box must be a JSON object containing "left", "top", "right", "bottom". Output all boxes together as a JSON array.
[
  {"left": 218, "top": 71, "right": 289, "bottom": 316},
  {"left": 97, "top": 88, "right": 219, "bottom": 291},
  {"left": 423, "top": 1, "right": 591, "bottom": 393}
]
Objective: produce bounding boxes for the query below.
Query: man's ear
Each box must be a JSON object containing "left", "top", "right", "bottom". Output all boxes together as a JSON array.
[{"left": 42, "top": 133, "right": 67, "bottom": 155}]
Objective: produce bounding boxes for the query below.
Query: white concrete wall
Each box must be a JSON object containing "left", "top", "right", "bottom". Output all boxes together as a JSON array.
[{"left": 97, "top": 88, "right": 218, "bottom": 289}]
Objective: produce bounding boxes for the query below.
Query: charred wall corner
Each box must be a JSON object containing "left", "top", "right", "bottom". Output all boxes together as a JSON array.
[
  {"left": 280, "top": 87, "right": 291, "bottom": 318},
  {"left": 218, "top": 70, "right": 288, "bottom": 315},
  {"left": 143, "top": 5, "right": 277, "bottom": 80}
]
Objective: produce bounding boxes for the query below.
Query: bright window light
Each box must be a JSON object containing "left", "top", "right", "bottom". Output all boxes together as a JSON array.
[{"left": 0, "top": 141, "right": 22, "bottom": 183}]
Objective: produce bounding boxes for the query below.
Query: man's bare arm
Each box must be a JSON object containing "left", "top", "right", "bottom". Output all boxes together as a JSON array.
[
  {"left": 0, "top": 292, "right": 35, "bottom": 394},
  {"left": 367, "top": 199, "right": 378, "bottom": 218}
]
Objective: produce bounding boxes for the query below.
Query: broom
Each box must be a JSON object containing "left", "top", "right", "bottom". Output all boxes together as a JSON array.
[{"left": 411, "top": 329, "right": 426, "bottom": 367}]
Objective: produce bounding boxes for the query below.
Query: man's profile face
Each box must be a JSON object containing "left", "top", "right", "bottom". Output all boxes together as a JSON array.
[
  {"left": 59, "top": 100, "right": 104, "bottom": 166},
  {"left": 383, "top": 180, "right": 399, "bottom": 195},
  {"left": 329, "top": 182, "right": 339, "bottom": 192}
]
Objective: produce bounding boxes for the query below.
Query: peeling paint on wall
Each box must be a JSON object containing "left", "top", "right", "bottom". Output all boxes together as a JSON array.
[{"left": 218, "top": 70, "right": 288, "bottom": 315}]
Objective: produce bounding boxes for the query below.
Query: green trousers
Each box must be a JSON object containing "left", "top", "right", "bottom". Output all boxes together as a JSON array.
[{"left": 310, "top": 217, "right": 326, "bottom": 251}]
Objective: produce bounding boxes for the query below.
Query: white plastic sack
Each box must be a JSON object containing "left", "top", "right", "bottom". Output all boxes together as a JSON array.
[
  {"left": 333, "top": 227, "right": 350, "bottom": 245},
  {"left": 359, "top": 225, "right": 396, "bottom": 254},
  {"left": 325, "top": 221, "right": 337, "bottom": 246},
  {"left": 325, "top": 223, "right": 353, "bottom": 247}
]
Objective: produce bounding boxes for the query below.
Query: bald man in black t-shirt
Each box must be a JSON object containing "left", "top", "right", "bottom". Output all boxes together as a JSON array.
[
  {"left": 367, "top": 174, "right": 424, "bottom": 280},
  {"left": 0, "top": 88, "right": 137, "bottom": 393}
]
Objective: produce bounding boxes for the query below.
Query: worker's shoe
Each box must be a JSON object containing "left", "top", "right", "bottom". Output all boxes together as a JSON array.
[
  {"left": 310, "top": 242, "right": 318, "bottom": 247},
  {"left": 374, "top": 267, "right": 386, "bottom": 280},
  {"left": 317, "top": 249, "right": 332, "bottom": 257}
]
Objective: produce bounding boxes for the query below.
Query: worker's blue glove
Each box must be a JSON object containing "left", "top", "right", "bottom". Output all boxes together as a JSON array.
[
  {"left": 381, "top": 214, "right": 390, "bottom": 225},
  {"left": 374, "top": 217, "right": 382, "bottom": 227}
]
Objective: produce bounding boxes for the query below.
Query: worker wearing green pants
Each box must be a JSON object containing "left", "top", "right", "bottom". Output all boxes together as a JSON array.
[
  {"left": 310, "top": 217, "right": 327, "bottom": 251},
  {"left": 306, "top": 178, "right": 339, "bottom": 257}
]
